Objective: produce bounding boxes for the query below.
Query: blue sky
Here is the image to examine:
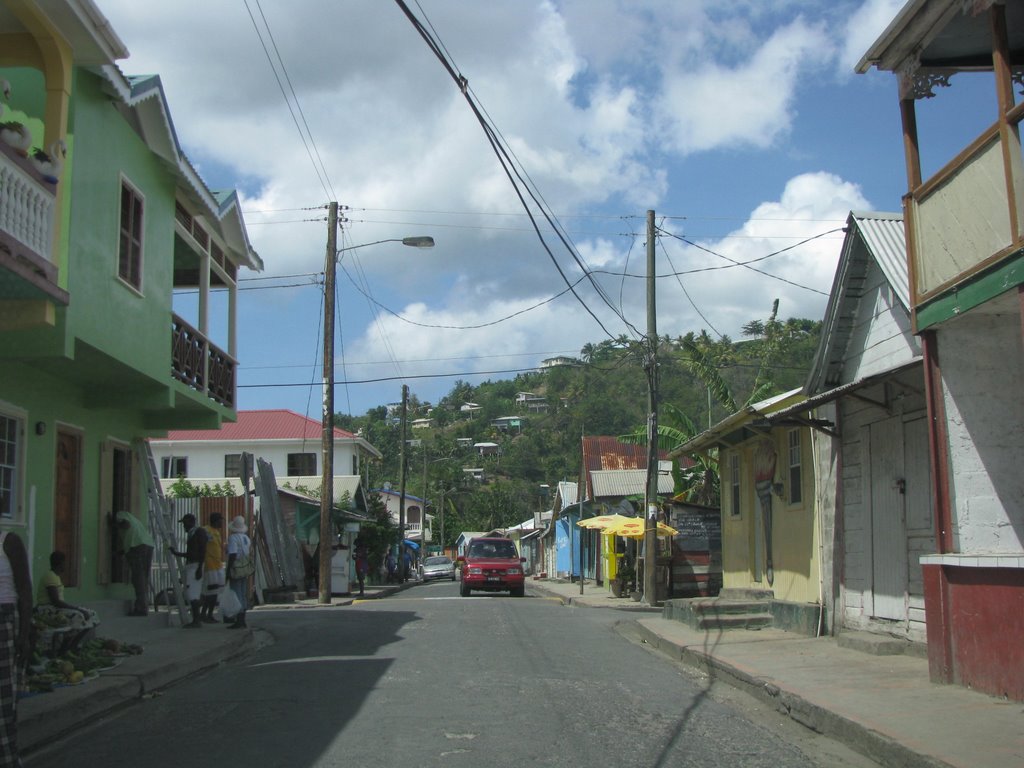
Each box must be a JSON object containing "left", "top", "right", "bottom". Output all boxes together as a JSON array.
[{"left": 96, "top": 0, "right": 984, "bottom": 419}]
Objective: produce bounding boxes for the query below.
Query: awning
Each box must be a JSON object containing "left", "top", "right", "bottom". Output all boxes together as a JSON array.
[{"left": 766, "top": 360, "right": 921, "bottom": 427}]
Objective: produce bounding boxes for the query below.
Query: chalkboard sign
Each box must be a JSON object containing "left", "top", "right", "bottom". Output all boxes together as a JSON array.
[{"left": 669, "top": 506, "right": 721, "bottom": 552}]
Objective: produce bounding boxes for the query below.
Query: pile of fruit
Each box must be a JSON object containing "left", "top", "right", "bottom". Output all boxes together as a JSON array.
[{"left": 25, "top": 637, "right": 143, "bottom": 694}]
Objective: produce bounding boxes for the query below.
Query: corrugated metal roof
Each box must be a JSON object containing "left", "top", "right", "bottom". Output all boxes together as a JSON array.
[
  {"left": 581, "top": 436, "right": 648, "bottom": 473},
  {"left": 806, "top": 211, "right": 910, "bottom": 393},
  {"left": 589, "top": 469, "right": 674, "bottom": 498},
  {"left": 669, "top": 388, "right": 804, "bottom": 457},
  {"left": 555, "top": 481, "right": 578, "bottom": 510},
  {"left": 853, "top": 211, "right": 909, "bottom": 308},
  {"left": 158, "top": 409, "right": 357, "bottom": 442}
]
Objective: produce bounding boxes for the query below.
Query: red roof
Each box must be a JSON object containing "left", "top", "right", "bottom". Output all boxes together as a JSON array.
[{"left": 158, "top": 410, "right": 357, "bottom": 442}]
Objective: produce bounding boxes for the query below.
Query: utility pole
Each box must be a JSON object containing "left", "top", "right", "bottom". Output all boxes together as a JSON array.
[
  {"left": 318, "top": 201, "right": 339, "bottom": 604},
  {"left": 422, "top": 444, "right": 428, "bottom": 552},
  {"left": 439, "top": 483, "right": 445, "bottom": 557},
  {"left": 398, "top": 384, "right": 409, "bottom": 581},
  {"left": 643, "top": 209, "right": 659, "bottom": 608}
]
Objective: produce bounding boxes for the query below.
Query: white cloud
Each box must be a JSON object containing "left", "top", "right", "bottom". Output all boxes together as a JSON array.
[
  {"left": 92, "top": 0, "right": 903, "bottom": 415},
  {"left": 656, "top": 16, "right": 833, "bottom": 154},
  {"left": 838, "top": 0, "right": 906, "bottom": 74}
]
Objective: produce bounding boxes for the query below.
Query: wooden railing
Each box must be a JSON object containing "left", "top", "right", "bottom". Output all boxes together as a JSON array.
[
  {"left": 171, "top": 314, "right": 236, "bottom": 408},
  {"left": 909, "top": 110, "right": 1024, "bottom": 303}
]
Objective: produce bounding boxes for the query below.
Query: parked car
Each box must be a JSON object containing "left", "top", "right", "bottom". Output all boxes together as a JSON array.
[
  {"left": 458, "top": 537, "right": 526, "bottom": 597},
  {"left": 420, "top": 555, "right": 456, "bottom": 582}
]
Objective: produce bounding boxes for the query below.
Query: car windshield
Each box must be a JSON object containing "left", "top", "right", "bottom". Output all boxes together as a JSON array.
[
  {"left": 424, "top": 557, "right": 451, "bottom": 566},
  {"left": 467, "top": 540, "right": 518, "bottom": 559}
]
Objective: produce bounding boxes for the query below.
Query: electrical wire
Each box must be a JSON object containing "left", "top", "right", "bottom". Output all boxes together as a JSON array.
[
  {"left": 394, "top": 0, "right": 631, "bottom": 342},
  {"left": 656, "top": 225, "right": 837, "bottom": 296},
  {"left": 243, "top": 1, "right": 337, "bottom": 201}
]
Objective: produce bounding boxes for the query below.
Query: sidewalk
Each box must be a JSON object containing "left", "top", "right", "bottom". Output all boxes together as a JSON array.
[
  {"left": 18, "top": 581, "right": 411, "bottom": 755},
  {"left": 529, "top": 578, "right": 1024, "bottom": 768}
]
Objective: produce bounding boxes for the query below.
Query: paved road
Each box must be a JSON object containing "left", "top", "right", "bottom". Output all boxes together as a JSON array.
[{"left": 25, "top": 582, "right": 879, "bottom": 768}]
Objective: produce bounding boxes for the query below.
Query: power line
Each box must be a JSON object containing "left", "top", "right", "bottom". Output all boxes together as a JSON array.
[
  {"left": 243, "top": 1, "right": 336, "bottom": 201},
  {"left": 394, "top": 0, "right": 628, "bottom": 342}
]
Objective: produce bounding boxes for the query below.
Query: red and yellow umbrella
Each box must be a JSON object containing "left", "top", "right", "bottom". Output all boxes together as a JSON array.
[
  {"left": 576, "top": 514, "right": 634, "bottom": 530},
  {"left": 601, "top": 518, "right": 678, "bottom": 539}
]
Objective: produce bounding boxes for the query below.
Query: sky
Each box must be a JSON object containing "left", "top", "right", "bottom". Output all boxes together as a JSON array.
[{"left": 93, "top": 0, "right": 981, "bottom": 420}]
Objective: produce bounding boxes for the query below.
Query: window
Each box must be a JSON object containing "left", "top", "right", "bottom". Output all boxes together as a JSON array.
[
  {"left": 161, "top": 456, "right": 187, "bottom": 479},
  {"left": 224, "top": 454, "right": 242, "bottom": 478},
  {"left": 287, "top": 452, "right": 316, "bottom": 476},
  {"left": 788, "top": 430, "right": 802, "bottom": 505},
  {"left": 729, "top": 453, "right": 741, "bottom": 518},
  {"left": 118, "top": 180, "right": 144, "bottom": 290},
  {"left": 0, "top": 413, "right": 23, "bottom": 520}
]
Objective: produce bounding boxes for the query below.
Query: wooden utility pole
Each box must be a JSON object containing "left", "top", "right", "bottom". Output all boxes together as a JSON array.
[
  {"left": 643, "top": 209, "right": 659, "bottom": 607},
  {"left": 398, "top": 384, "right": 409, "bottom": 580},
  {"left": 319, "top": 202, "right": 339, "bottom": 603}
]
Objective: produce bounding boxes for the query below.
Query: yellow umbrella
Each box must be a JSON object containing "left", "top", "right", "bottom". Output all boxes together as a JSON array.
[
  {"left": 601, "top": 518, "right": 678, "bottom": 539},
  {"left": 577, "top": 514, "right": 634, "bottom": 530}
]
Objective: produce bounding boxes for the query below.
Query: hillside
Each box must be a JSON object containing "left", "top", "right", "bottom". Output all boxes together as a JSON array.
[{"left": 338, "top": 315, "right": 821, "bottom": 548}]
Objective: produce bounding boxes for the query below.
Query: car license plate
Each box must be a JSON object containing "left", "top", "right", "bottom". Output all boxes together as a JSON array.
[{"left": 486, "top": 576, "right": 500, "bottom": 582}]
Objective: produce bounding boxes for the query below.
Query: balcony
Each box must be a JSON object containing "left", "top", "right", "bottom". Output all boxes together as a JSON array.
[
  {"left": 0, "top": 142, "right": 67, "bottom": 305},
  {"left": 906, "top": 109, "right": 1024, "bottom": 304},
  {"left": 171, "top": 314, "right": 236, "bottom": 408}
]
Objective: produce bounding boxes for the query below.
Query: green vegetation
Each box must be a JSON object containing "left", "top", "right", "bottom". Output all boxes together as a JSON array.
[{"left": 344, "top": 309, "right": 821, "bottom": 551}]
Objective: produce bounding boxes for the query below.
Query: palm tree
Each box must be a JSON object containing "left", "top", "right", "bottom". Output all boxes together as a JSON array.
[{"left": 619, "top": 402, "right": 719, "bottom": 506}]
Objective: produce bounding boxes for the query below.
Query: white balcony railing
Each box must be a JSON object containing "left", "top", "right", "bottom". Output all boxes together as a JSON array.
[{"left": 0, "top": 145, "right": 56, "bottom": 271}]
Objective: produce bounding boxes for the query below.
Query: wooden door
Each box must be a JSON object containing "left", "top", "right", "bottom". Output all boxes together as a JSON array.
[
  {"left": 868, "top": 417, "right": 908, "bottom": 620},
  {"left": 54, "top": 429, "right": 82, "bottom": 587}
]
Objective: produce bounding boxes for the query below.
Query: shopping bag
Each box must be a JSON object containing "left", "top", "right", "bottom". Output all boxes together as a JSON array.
[{"left": 219, "top": 586, "right": 241, "bottom": 619}]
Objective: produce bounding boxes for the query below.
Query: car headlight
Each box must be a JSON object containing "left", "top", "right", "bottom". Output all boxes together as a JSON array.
[
  {"left": 468, "top": 567, "right": 482, "bottom": 575},
  {"left": 506, "top": 567, "right": 522, "bottom": 575}
]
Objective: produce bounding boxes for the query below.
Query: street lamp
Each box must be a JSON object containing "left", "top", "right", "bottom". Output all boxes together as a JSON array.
[{"left": 319, "top": 202, "right": 434, "bottom": 604}]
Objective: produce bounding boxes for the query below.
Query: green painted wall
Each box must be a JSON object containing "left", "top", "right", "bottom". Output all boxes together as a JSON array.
[
  {"left": 0, "top": 67, "right": 230, "bottom": 605},
  {"left": 64, "top": 70, "right": 177, "bottom": 382}
]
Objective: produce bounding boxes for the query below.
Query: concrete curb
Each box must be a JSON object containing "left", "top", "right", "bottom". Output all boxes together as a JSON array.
[
  {"left": 632, "top": 621, "right": 953, "bottom": 768},
  {"left": 530, "top": 581, "right": 663, "bottom": 613}
]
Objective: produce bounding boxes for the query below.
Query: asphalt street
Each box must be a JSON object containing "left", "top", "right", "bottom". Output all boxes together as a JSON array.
[{"left": 25, "top": 582, "right": 880, "bottom": 768}]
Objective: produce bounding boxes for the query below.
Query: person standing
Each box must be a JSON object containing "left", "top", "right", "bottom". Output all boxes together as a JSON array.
[
  {"left": 168, "top": 514, "right": 207, "bottom": 629},
  {"left": 116, "top": 511, "right": 154, "bottom": 616},
  {"left": 225, "top": 516, "right": 252, "bottom": 630},
  {"left": 199, "top": 513, "right": 225, "bottom": 623},
  {"left": 385, "top": 550, "right": 396, "bottom": 584},
  {"left": 353, "top": 536, "right": 369, "bottom": 597},
  {"left": 0, "top": 531, "right": 31, "bottom": 768}
]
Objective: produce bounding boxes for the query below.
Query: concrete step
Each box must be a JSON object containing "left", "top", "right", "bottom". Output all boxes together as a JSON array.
[
  {"left": 663, "top": 596, "right": 774, "bottom": 631},
  {"left": 696, "top": 612, "right": 774, "bottom": 631},
  {"left": 837, "top": 630, "right": 928, "bottom": 659},
  {"left": 718, "top": 587, "right": 774, "bottom": 601},
  {"left": 688, "top": 598, "right": 774, "bottom": 617}
]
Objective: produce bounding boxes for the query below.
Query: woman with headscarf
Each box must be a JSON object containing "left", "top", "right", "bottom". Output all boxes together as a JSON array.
[{"left": 225, "top": 516, "right": 252, "bottom": 629}]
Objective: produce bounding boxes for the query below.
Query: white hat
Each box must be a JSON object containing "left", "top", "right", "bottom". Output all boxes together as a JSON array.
[{"left": 229, "top": 515, "right": 248, "bottom": 533}]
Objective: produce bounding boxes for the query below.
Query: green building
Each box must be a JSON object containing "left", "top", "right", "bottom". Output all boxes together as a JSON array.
[{"left": 0, "top": 0, "right": 261, "bottom": 601}]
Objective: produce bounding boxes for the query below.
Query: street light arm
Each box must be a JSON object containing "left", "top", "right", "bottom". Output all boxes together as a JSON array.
[{"left": 337, "top": 236, "right": 434, "bottom": 255}]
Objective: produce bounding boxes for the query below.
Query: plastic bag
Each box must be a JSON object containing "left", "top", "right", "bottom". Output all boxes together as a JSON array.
[{"left": 219, "top": 586, "right": 241, "bottom": 620}]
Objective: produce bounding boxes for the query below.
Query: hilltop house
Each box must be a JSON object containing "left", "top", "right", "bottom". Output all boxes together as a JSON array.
[
  {"left": 0, "top": 1, "right": 260, "bottom": 600},
  {"left": 371, "top": 488, "right": 431, "bottom": 549}
]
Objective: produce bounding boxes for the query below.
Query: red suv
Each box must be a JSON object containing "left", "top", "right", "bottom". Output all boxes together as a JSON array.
[{"left": 458, "top": 537, "right": 526, "bottom": 597}]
